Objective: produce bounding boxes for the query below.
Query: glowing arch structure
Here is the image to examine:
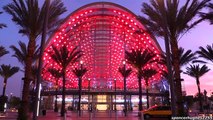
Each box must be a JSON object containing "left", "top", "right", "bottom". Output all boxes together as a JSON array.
[{"left": 42, "top": 2, "right": 166, "bottom": 90}]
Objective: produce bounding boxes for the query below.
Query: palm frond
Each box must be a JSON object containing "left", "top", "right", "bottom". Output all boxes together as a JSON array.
[
  {"left": 50, "top": 45, "right": 82, "bottom": 70},
  {"left": 3, "top": 0, "right": 66, "bottom": 37},
  {"left": 0, "top": 12, "right": 7, "bottom": 29},
  {"left": 72, "top": 67, "right": 87, "bottom": 78},
  {"left": 200, "top": 3, "right": 213, "bottom": 24},
  {"left": 184, "top": 64, "right": 210, "bottom": 78},
  {"left": 0, "top": 64, "right": 19, "bottom": 79},
  {"left": 10, "top": 41, "right": 39, "bottom": 65},
  {"left": 197, "top": 44, "right": 213, "bottom": 63},
  {"left": 125, "top": 49, "right": 157, "bottom": 70},
  {"left": 142, "top": 69, "right": 157, "bottom": 81},
  {"left": 0, "top": 46, "right": 9, "bottom": 58},
  {"left": 179, "top": 47, "right": 197, "bottom": 66},
  {"left": 140, "top": 0, "right": 209, "bottom": 39},
  {"left": 48, "top": 67, "right": 62, "bottom": 79},
  {"left": 118, "top": 66, "right": 132, "bottom": 78}
]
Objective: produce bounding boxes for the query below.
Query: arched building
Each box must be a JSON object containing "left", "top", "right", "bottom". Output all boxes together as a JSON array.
[{"left": 41, "top": 2, "right": 168, "bottom": 111}]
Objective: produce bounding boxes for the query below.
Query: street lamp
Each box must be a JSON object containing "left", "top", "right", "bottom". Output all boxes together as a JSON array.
[{"left": 114, "top": 78, "right": 117, "bottom": 111}]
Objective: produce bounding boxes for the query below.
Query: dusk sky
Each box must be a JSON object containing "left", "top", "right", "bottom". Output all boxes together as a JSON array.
[{"left": 0, "top": 0, "right": 213, "bottom": 97}]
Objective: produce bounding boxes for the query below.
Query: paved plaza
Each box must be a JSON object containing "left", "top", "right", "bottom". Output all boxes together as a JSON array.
[
  {"left": 0, "top": 110, "right": 170, "bottom": 120},
  {"left": 1, "top": 109, "right": 213, "bottom": 120}
]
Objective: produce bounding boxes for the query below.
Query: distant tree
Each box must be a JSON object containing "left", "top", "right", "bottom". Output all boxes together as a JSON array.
[
  {"left": 184, "top": 64, "right": 210, "bottom": 112},
  {"left": 194, "top": 92, "right": 204, "bottom": 102},
  {"left": 0, "top": 64, "right": 19, "bottom": 96},
  {"left": 9, "top": 96, "right": 21, "bottom": 109}
]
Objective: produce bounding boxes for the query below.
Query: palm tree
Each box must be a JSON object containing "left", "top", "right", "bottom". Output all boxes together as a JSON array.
[
  {"left": 141, "top": 69, "right": 157, "bottom": 109},
  {"left": 139, "top": 0, "right": 209, "bottom": 115},
  {"left": 201, "top": 3, "right": 213, "bottom": 24},
  {"left": 47, "top": 68, "right": 62, "bottom": 112},
  {"left": 118, "top": 64, "right": 132, "bottom": 116},
  {"left": 0, "top": 64, "right": 19, "bottom": 96},
  {"left": 125, "top": 49, "right": 157, "bottom": 111},
  {"left": 0, "top": 12, "right": 6, "bottom": 29},
  {"left": 0, "top": 46, "right": 9, "bottom": 58},
  {"left": 49, "top": 45, "right": 82, "bottom": 116},
  {"left": 4, "top": 0, "right": 66, "bottom": 118},
  {"left": 184, "top": 64, "right": 210, "bottom": 112},
  {"left": 72, "top": 65, "right": 87, "bottom": 116}
]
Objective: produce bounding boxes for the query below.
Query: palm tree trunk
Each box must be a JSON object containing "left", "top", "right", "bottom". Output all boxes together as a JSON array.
[
  {"left": 164, "top": 34, "right": 176, "bottom": 116},
  {"left": 145, "top": 80, "right": 149, "bottom": 109},
  {"left": 124, "top": 77, "right": 127, "bottom": 116},
  {"left": 138, "top": 76, "right": 143, "bottom": 111},
  {"left": 19, "top": 36, "right": 36, "bottom": 120},
  {"left": 170, "top": 36, "right": 184, "bottom": 116},
  {"left": 61, "top": 70, "right": 66, "bottom": 117},
  {"left": 146, "top": 88, "right": 149, "bottom": 109},
  {"left": 2, "top": 78, "right": 7, "bottom": 96},
  {"left": 54, "top": 88, "right": 58, "bottom": 112},
  {"left": 196, "top": 78, "right": 203, "bottom": 112},
  {"left": 78, "top": 77, "right": 82, "bottom": 116},
  {"left": 54, "top": 79, "right": 58, "bottom": 112}
]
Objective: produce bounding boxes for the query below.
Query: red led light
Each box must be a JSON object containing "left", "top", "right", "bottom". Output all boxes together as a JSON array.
[{"left": 42, "top": 3, "right": 166, "bottom": 90}]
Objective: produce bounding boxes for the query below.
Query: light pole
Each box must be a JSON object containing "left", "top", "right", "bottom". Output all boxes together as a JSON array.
[
  {"left": 123, "top": 61, "right": 127, "bottom": 116},
  {"left": 33, "top": 0, "right": 50, "bottom": 119},
  {"left": 88, "top": 78, "right": 91, "bottom": 110},
  {"left": 114, "top": 78, "right": 117, "bottom": 111},
  {"left": 88, "top": 78, "right": 92, "bottom": 120}
]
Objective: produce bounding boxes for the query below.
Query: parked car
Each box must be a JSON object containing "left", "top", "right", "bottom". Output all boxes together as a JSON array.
[{"left": 142, "top": 105, "right": 171, "bottom": 119}]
